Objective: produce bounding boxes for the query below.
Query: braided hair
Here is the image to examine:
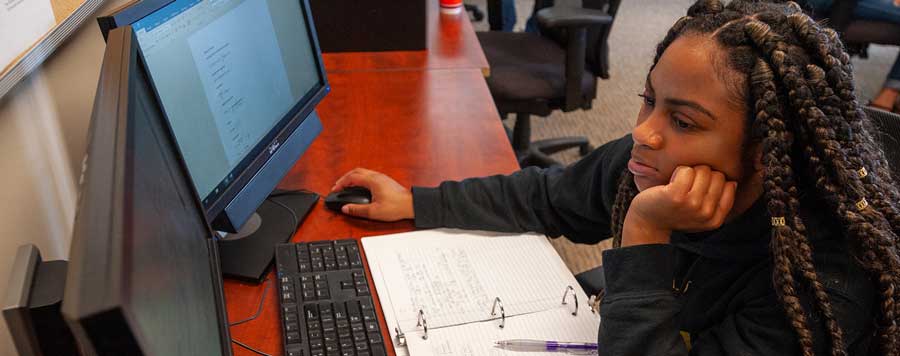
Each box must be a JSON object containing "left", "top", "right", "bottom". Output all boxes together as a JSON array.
[{"left": 609, "top": 1, "right": 900, "bottom": 355}]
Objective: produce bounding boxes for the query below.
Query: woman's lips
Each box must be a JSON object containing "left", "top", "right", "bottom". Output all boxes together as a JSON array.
[{"left": 628, "top": 158, "right": 657, "bottom": 177}]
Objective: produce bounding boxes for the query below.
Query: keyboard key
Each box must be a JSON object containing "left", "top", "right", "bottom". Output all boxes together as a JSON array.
[
  {"left": 351, "top": 324, "right": 364, "bottom": 333},
  {"left": 317, "top": 289, "right": 330, "bottom": 298},
  {"left": 362, "top": 311, "right": 376, "bottom": 322},
  {"left": 347, "top": 301, "right": 361, "bottom": 322},
  {"left": 282, "top": 292, "right": 295, "bottom": 302},
  {"left": 352, "top": 271, "right": 364, "bottom": 279},
  {"left": 341, "top": 281, "right": 354, "bottom": 290},
  {"left": 334, "top": 303, "right": 347, "bottom": 320},
  {"left": 370, "top": 345, "right": 386, "bottom": 356},
  {"left": 325, "top": 343, "right": 339, "bottom": 354},
  {"left": 309, "top": 329, "right": 322, "bottom": 339},
  {"left": 286, "top": 345, "right": 305, "bottom": 356},
  {"left": 285, "top": 313, "right": 298, "bottom": 322},
  {"left": 355, "top": 342, "right": 369, "bottom": 352},
  {"left": 278, "top": 246, "right": 298, "bottom": 273},
  {"left": 365, "top": 321, "right": 379, "bottom": 333},
  {"left": 359, "top": 300, "right": 374, "bottom": 311},
  {"left": 286, "top": 332, "right": 301, "bottom": 344},
  {"left": 353, "top": 332, "right": 367, "bottom": 343},
  {"left": 285, "top": 322, "right": 299, "bottom": 332},
  {"left": 310, "top": 349, "right": 325, "bottom": 356},
  {"left": 310, "top": 339, "right": 324, "bottom": 350},
  {"left": 305, "top": 305, "right": 319, "bottom": 321},
  {"left": 369, "top": 334, "right": 383, "bottom": 344},
  {"left": 356, "top": 286, "right": 370, "bottom": 296}
]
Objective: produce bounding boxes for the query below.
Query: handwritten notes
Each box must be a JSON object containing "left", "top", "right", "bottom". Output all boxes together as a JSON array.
[{"left": 362, "top": 229, "right": 599, "bottom": 356}]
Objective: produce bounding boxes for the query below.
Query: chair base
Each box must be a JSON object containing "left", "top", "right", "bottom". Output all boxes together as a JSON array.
[
  {"left": 509, "top": 112, "right": 592, "bottom": 168},
  {"left": 517, "top": 137, "right": 592, "bottom": 168}
]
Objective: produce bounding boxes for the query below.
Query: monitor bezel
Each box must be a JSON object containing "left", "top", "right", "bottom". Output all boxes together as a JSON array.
[
  {"left": 96, "top": 0, "right": 331, "bottom": 224},
  {"left": 62, "top": 25, "right": 233, "bottom": 355}
]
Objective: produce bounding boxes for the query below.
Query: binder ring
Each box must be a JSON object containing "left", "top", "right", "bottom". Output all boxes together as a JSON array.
[
  {"left": 491, "top": 297, "right": 506, "bottom": 328},
  {"left": 416, "top": 309, "right": 428, "bottom": 340},
  {"left": 491, "top": 297, "right": 506, "bottom": 329},
  {"left": 395, "top": 325, "right": 407, "bottom": 346},
  {"left": 562, "top": 285, "right": 578, "bottom": 316}
]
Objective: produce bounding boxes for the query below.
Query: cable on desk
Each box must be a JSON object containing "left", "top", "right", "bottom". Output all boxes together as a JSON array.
[
  {"left": 266, "top": 190, "right": 306, "bottom": 232},
  {"left": 231, "top": 338, "right": 273, "bottom": 356},
  {"left": 229, "top": 278, "right": 272, "bottom": 327}
]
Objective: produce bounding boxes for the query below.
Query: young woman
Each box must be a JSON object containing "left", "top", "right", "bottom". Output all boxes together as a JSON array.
[{"left": 330, "top": 1, "right": 900, "bottom": 354}]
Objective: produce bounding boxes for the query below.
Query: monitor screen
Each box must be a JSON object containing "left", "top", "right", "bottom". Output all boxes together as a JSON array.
[{"left": 131, "top": 0, "right": 324, "bottom": 208}]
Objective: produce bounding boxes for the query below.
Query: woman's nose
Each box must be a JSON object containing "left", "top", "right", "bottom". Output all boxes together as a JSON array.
[{"left": 633, "top": 115, "right": 663, "bottom": 149}]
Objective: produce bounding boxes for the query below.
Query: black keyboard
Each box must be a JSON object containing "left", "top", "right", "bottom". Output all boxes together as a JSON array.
[{"left": 275, "top": 239, "right": 387, "bottom": 356}]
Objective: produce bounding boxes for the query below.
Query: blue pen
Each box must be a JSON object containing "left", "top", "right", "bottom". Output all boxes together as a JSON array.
[{"left": 495, "top": 339, "right": 598, "bottom": 353}]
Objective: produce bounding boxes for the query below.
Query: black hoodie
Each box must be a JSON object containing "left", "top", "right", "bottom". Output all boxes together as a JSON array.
[{"left": 411, "top": 135, "right": 877, "bottom": 355}]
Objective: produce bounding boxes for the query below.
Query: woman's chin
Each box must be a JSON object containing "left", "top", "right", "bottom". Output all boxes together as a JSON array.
[{"left": 633, "top": 175, "right": 651, "bottom": 192}]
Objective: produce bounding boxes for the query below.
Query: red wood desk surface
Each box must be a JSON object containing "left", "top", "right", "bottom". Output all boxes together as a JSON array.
[
  {"left": 224, "top": 68, "right": 518, "bottom": 356},
  {"left": 322, "top": 1, "right": 489, "bottom": 76}
]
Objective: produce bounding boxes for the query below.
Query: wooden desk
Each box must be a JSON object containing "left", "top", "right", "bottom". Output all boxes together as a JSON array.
[
  {"left": 224, "top": 69, "right": 517, "bottom": 356},
  {"left": 322, "top": 1, "right": 490, "bottom": 76}
]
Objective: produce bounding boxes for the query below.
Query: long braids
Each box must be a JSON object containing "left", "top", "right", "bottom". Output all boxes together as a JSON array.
[{"left": 609, "top": 1, "right": 900, "bottom": 354}]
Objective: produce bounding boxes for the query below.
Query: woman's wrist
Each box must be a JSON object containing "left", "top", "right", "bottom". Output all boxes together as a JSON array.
[
  {"left": 402, "top": 190, "right": 415, "bottom": 220},
  {"left": 621, "top": 211, "right": 672, "bottom": 247}
]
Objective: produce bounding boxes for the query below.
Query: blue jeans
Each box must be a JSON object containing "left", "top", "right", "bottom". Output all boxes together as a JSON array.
[
  {"left": 854, "top": 0, "right": 900, "bottom": 89},
  {"left": 500, "top": 0, "right": 516, "bottom": 31}
]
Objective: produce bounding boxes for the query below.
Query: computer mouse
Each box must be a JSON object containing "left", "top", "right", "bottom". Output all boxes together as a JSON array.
[{"left": 325, "top": 186, "right": 372, "bottom": 212}]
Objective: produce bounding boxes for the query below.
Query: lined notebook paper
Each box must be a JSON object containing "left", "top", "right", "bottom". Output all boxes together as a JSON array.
[{"left": 361, "top": 229, "right": 600, "bottom": 356}]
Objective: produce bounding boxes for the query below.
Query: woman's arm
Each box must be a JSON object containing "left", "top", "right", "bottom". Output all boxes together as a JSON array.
[{"left": 411, "top": 136, "right": 633, "bottom": 243}]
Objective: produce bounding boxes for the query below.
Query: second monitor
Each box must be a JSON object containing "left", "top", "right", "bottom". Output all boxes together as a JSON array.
[{"left": 98, "top": 0, "right": 331, "bottom": 281}]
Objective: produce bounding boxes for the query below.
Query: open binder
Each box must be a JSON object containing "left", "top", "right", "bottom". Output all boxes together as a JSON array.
[{"left": 361, "top": 229, "right": 601, "bottom": 356}]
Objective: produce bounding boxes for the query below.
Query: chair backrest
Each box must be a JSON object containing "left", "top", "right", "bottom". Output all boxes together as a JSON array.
[
  {"left": 534, "top": 0, "right": 621, "bottom": 78},
  {"left": 863, "top": 107, "right": 900, "bottom": 182}
]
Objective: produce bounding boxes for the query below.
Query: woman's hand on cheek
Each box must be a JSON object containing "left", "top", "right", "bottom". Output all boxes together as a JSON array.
[{"left": 621, "top": 165, "right": 738, "bottom": 247}]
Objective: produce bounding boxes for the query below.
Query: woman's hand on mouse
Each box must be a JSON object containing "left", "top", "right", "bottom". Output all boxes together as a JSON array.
[
  {"left": 621, "top": 165, "right": 738, "bottom": 247},
  {"left": 331, "top": 168, "right": 414, "bottom": 221}
]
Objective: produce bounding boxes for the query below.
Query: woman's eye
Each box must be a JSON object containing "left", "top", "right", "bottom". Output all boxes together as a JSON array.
[
  {"left": 673, "top": 117, "right": 693, "bottom": 129},
  {"left": 638, "top": 93, "right": 655, "bottom": 106}
]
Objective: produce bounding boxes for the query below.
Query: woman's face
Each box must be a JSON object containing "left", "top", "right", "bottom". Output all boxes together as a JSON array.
[{"left": 630, "top": 35, "right": 752, "bottom": 192}]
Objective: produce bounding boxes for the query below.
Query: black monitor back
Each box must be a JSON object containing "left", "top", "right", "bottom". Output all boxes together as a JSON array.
[{"left": 62, "top": 26, "right": 231, "bottom": 356}]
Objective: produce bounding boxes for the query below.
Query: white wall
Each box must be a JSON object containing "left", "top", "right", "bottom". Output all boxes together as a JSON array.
[{"left": 0, "top": 1, "right": 127, "bottom": 354}]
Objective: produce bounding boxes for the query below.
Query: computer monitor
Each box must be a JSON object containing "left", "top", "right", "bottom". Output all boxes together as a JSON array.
[
  {"left": 61, "top": 26, "right": 231, "bottom": 355},
  {"left": 96, "top": 0, "right": 330, "bottom": 281}
]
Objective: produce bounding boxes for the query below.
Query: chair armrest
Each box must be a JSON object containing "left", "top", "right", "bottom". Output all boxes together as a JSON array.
[{"left": 536, "top": 6, "right": 612, "bottom": 29}]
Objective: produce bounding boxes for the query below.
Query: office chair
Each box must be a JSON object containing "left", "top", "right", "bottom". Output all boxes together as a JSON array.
[
  {"left": 477, "top": 0, "right": 620, "bottom": 167},
  {"left": 864, "top": 106, "right": 900, "bottom": 181},
  {"left": 815, "top": 0, "right": 900, "bottom": 58}
]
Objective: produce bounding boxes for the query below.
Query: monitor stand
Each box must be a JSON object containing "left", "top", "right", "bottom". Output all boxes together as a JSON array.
[{"left": 216, "top": 190, "right": 319, "bottom": 282}]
